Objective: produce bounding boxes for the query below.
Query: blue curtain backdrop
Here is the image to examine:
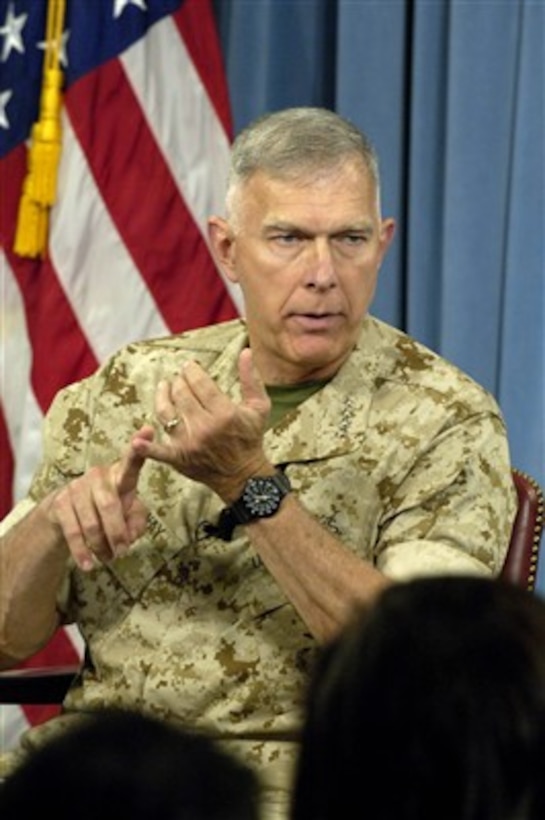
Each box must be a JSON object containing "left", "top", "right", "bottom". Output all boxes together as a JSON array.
[{"left": 213, "top": 0, "right": 545, "bottom": 587}]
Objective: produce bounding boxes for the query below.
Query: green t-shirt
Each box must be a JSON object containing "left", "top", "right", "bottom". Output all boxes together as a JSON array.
[{"left": 266, "top": 381, "right": 329, "bottom": 428}]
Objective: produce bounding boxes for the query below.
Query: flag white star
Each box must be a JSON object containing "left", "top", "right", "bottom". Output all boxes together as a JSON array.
[
  {"left": 113, "top": 0, "right": 148, "bottom": 20},
  {"left": 37, "top": 28, "right": 71, "bottom": 69},
  {"left": 0, "top": 1, "right": 28, "bottom": 62},
  {"left": 0, "top": 88, "right": 13, "bottom": 129}
]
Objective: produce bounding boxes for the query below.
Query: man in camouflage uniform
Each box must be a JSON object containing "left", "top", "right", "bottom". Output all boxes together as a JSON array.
[{"left": 0, "top": 108, "right": 516, "bottom": 819}]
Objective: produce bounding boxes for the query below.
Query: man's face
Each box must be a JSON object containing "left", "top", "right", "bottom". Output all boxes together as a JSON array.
[{"left": 209, "top": 160, "right": 395, "bottom": 385}]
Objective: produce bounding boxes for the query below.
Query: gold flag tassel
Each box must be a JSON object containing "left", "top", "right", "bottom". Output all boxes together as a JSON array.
[{"left": 14, "top": 0, "right": 66, "bottom": 258}]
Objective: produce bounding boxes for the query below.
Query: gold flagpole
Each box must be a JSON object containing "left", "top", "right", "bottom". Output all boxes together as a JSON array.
[{"left": 14, "top": 0, "right": 67, "bottom": 259}]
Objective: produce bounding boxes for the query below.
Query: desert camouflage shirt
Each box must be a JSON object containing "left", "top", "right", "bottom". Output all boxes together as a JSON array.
[{"left": 1, "top": 315, "right": 517, "bottom": 816}]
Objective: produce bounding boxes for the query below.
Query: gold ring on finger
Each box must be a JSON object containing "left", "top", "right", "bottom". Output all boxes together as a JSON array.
[{"left": 162, "top": 417, "right": 181, "bottom": 434}]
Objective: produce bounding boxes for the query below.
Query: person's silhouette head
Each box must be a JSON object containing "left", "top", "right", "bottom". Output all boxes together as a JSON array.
[
  {"left": 0, "top": 707, "right": 260, "bottom": 820},
  {"left": 292, "top": 576, "right": 545, "bottom": 820}
]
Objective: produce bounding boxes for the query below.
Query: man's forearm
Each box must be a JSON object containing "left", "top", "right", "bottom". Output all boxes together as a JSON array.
[
  {"left": 0, "top": 498, "right": 68, "bottom": 668},
  {"left": 245, "top": 494, "right": 390, "bottom": 643}
]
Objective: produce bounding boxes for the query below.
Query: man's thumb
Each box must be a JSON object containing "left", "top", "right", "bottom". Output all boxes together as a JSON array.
[{"left": 238, "top": 348, "right": 269, "bottom": 412}]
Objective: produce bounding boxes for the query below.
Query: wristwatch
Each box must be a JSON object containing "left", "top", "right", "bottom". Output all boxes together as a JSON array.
[
  {"left": 201, "top": 470, "right": 291, "bottom": 542},
  {"left": 231, "top": 471, "right": 292, "bottom": 524}
]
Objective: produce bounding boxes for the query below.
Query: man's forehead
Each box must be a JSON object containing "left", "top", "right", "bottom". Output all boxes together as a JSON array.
[
  {"left": 262, "top": 213, "right": 376, "bottom": 233},
  {"left": 249, "top": 170, "right": 379, "bottom": 225},
  {"left": 247, "top": 158, "right": 373, "bottom": 190}
]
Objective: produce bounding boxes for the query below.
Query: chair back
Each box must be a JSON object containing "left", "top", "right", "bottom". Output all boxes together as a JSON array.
[{"left": 501, "top": 469, "right": 544, "bottom": 592}]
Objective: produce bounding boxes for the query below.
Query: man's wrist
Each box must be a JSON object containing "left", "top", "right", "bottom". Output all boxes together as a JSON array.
[{"left": 214, "top": 460, "right": 277, "bottom": 505}]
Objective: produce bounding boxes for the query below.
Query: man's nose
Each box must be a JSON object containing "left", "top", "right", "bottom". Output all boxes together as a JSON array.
[{"left": 304, "top": 238, "right": 337, "bottom": 289}]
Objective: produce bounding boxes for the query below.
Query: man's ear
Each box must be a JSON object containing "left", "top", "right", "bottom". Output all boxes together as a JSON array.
[
  {"left": 208, "top": 216, "right": 239, "bottom": 283},
  {"left": 378, "top": 218, "right": 396, "bottom": 264}
]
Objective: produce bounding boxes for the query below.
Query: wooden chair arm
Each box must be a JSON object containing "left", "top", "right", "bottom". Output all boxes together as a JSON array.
[{"left": 0, "top": 665, "right": 78, "bottom": 704}]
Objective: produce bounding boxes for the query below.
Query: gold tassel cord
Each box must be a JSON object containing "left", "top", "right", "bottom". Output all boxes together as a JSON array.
[{"left": 14, "top": 0, "right": 67, "bottom": 259}]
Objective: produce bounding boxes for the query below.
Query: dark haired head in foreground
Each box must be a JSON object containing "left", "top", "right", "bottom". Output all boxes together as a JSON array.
[
  {"left": 0, "top": 708, "right": 260, "bottom": 820},
  {"left": 292, "top": 576, "right": 545, "bottom": 820}
]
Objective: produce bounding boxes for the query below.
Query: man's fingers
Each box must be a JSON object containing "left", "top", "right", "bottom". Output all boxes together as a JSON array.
[
  {"left": 176, "top": 360, "right": 225, "bottom": 416},
  {"left": 131, "top": 424, "right": 178, "bottom": 466},
  {"left": 49, "top": 485, "right": 100, "bottom": 572},
  {"left": 47, "top": 430, "right": 154, "bottom": 573}
]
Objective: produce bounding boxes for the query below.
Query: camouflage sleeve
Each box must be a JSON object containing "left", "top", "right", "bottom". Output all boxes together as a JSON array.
[
  {"left": 0, "top": 376, "right": 98, "bottom": 531},
  {"left": 375, "top": 410, "right": 517, "bottom": 580},
  {"left": 10, "top": 368, "right": 111, "bottom": 619},
  {"left": 27, "top": 344, "right": 148, "bottom": 498}
]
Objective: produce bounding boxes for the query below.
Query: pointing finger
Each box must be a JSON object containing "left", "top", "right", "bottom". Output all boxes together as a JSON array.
[{"left": 117, "top": 425, "right": 154, "bottom": 495}]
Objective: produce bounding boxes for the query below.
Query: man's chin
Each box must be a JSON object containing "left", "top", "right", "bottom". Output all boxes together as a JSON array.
[{"left": 286, "top": 340, "right": 349, "bottom": 381}]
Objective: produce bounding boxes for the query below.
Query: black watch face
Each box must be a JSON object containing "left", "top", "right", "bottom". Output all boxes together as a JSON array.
[{"left": 242, "top": 477, "right": 283, "bottom": 516}]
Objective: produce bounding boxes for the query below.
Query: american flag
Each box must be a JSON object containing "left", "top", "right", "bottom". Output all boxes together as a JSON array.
[{"left": 0, "top": 0, "right": 239, "bottom": 749}]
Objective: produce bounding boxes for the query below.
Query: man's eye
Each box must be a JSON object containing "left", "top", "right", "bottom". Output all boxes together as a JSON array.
[
  {"left": 273, "top": 234, "right": 300, "bottom": 245},
  {"left": 339, "top": 234, "right": 367, "bottom": 245}
]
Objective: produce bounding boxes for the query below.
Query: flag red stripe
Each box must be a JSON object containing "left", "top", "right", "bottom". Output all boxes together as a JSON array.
[
  {"left": 3, "top": 149, "right": 98, "bottom": 411},
  {"left": 0, "top": 403, "right": 15, "bottom": 518},
  {"left": 66, "top": 62, "right": 237, "bottom": 333},
  {"left": 173, "top": 0, "right": 233, "bottom": 139},
  {"left": 8, "top": 252, "right": 98, "bottom": 411}
]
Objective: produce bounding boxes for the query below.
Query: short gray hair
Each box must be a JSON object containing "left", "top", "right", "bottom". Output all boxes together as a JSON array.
[{"left": 226, "top": 107, "right": 380, "bottom": 216}]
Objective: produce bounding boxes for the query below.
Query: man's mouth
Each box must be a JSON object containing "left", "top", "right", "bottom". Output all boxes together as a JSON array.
[{"left": 289, "top": 312, "right": 341, "bottom": 331}]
